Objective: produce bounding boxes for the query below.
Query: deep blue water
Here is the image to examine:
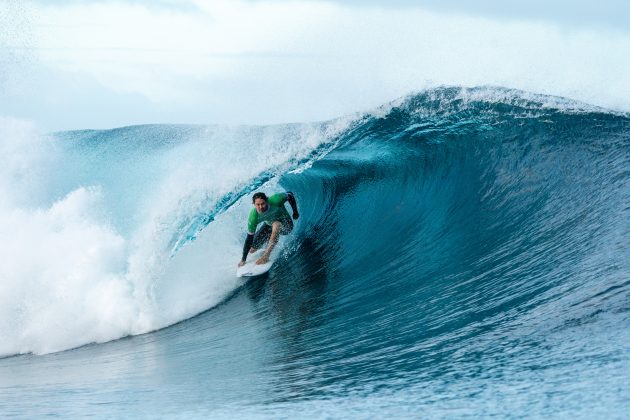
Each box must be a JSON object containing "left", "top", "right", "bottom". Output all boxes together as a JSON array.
[{"left": 1, "top": 87, "right": 629, "bottom": 418}]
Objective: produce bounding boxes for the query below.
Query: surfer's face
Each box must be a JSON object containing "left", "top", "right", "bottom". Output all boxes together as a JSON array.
[{"left": 254, "top": 198, "right": 268, "bottom": 213}]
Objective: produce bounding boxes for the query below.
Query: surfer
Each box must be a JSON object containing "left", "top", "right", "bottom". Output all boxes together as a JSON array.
[{"left": 238, "top": 191, "right": 299, "bottom": 267}]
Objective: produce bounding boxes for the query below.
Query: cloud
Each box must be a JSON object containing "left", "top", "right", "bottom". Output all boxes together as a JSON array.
[
  {"left": 4, "top": 0, "right": 630, "bottom": 130},
  {"left": 331, "top": 0, "right": 630, "bottom": 32}
]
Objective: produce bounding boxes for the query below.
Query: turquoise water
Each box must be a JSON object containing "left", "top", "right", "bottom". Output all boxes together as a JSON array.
[{"left": 1, "top": 87, "right": 629, "bottom": 418}]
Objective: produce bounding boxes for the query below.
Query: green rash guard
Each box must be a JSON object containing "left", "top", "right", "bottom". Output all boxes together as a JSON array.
[{"left": 247, "top": 193, "right": 291, "bottom": 234}]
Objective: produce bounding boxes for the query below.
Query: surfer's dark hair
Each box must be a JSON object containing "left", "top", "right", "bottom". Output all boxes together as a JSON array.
[{"left": 252, "top": 192, "right": 268, "bottom": 203}]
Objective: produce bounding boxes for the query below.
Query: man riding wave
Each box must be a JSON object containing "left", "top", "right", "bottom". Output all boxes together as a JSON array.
[{"left": 238, "top": 191, "right": 299, "bottom": 267}]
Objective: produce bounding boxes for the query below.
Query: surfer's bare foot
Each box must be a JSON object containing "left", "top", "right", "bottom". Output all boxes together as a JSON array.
[
  {"left": 249, "top": 248, "right": 257, "bottom": 254},
  {"left": 256, "top": 255, "right": 269, "bottom": 265},
  {"left": 238, "top": 260, "right": 246, "bottom": 267}
]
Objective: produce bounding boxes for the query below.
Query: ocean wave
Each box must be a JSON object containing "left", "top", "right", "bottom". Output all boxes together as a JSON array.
[{"left": 1, "top": 86, "right": 628, "bottom": 367}]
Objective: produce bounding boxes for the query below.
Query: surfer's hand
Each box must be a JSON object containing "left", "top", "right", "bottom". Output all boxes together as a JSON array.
[
  {"left": 293, "top": 211, "right": 299, "bottom": 220},
  {"left": 256, "top": 256, "right": 269, "bottom": 265},
  {"left": 238, "top": 260, "right": 246, "bottom": 267}
]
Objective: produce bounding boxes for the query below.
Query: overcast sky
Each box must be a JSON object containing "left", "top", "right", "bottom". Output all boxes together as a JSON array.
[{"left": 1, "top": 0, "right": 629, "bottom": 131}]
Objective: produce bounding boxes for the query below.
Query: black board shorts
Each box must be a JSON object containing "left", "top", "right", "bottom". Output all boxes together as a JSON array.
[{"left": 252, "top": 218, "right": 293, "bottom": 249}]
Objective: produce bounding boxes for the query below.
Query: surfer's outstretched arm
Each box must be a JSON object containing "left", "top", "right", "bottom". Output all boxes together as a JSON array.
[
  {"left": 239, "top": 233, "right": 254, "bottom": 266},
  {"left": 287, "top": 192, "right": 299, "bottom": 219},
  {"left": 257, "top": 221, "right": 281, "bottom": 264}
]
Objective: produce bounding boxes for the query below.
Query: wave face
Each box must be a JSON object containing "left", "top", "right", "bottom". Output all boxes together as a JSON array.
[{"left": 1, "top": 87, "right": 629, "bottom": 417}]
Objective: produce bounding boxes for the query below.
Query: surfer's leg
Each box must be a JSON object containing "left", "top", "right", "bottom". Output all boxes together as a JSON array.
[
  {"left": 279, "top": 218, "right": 293, "bottom": 235},
  {"left": 252, "top": 224, "right": 272, "bottom": 252}
]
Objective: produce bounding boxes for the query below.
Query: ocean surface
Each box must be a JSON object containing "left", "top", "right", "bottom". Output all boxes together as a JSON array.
[{"left": 1, "top": 87, "right": 629, "bottom": 418}]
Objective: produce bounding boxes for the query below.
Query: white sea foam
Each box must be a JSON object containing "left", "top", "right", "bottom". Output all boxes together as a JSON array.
[
  {"left": 0, "top": 118, "right": 137, "bottom": 355},
  {"left": 0, "top": 115, "right": 351, "bottom": 356}
]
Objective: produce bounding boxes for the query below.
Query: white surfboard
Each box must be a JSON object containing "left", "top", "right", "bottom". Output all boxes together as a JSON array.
[{"left": 236, "top": 251, "right": 273, "bottom": 277}]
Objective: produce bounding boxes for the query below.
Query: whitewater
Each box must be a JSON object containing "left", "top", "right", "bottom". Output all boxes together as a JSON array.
[{"left": 1, "top": 86, "right": 629, "bottom": 417}]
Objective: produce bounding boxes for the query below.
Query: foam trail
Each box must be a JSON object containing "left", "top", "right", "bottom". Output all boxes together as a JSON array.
[
  {"left": 0, "top": 118, "right": 140, "bottom": 355},
  {"left": 0, "top": 116, "right": 351, "bottom": 356}
]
